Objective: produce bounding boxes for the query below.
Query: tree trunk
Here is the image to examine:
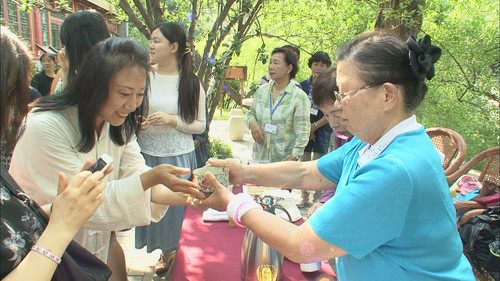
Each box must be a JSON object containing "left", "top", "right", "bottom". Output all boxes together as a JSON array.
[{"left": 374, "top": 0, "right": 425, "bottom": 40}]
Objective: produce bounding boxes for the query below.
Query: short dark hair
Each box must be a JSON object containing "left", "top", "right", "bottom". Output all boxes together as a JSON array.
[
  {"left": 308, "top": 51, "right": 332, "bottom": 68},
  {"left": 34, "top": 37, "right": 151, "bottom": 153},
  {"left": 336, "top": 30, "right": 438, "bottom": 110},
  {"left": 154, "top": 22, "right": 201, "bottom": 123},
  {"left": 271, "top": 47, "right": 299, "bottom": 79},
  {"left": 312, "top": 67, "right": 338, "bottom": 107},
  {"left": 281, "top": 44, "right": 300, "bottom": 61},
  {"left": 60, "top": 10, "right": 110, "bottom": 86},
  {"left": 39, "top": 52, "right": 56, "bottom": 63},
  {"left": 1, "top": 28, "right": 31, "bottom": 153}
]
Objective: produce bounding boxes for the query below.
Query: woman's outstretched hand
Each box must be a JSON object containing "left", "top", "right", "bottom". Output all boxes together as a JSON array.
[
  {"left": 195, "top": 172, "right": 234, "bottom": 212},
  {"left": 154, "top": 164, "right": 205, "bottom": 198}
]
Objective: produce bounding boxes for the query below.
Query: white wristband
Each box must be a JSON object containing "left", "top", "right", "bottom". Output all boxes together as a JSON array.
[
  {"left": 227, "top": 193, "right": 254, "bottom": 219},
  {"left": 226, "top": 193, "right": 263, "bottom": 226}
]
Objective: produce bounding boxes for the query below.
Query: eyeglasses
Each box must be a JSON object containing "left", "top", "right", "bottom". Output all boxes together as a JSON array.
[{"left": 333, "top": 84, "right": 381, "bottom": 102}]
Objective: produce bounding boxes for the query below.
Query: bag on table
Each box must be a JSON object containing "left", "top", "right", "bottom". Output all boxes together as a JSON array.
[
  {"left": 1, "top": 166, "right": 112, "bottom": 281},
  {"left": 459, "top": 204, "right": 500, "bottom": 280}
]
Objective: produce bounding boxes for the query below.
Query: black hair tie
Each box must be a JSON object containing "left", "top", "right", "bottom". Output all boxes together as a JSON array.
[{"left": 406, "top": 35, "right": 442, "bottom": 82}]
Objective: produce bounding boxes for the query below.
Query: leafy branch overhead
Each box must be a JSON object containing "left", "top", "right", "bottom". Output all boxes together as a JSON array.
[{"left": 18, "top": 0, "right": 498, "bottom": 161}]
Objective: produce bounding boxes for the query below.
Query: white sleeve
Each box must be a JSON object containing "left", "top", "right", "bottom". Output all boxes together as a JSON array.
[
  {"left": 175, "top": 85, "right": 206, "bottom": 134},
  {"left": 9, "top": 110, "right": 167, "bottom": 230},
  {"left": 10, "top": 111, "right": 83, "bottom": 205}
]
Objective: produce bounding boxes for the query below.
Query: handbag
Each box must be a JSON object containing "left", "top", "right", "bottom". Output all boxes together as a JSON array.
[{"left": 1, "top": 166, "right": 112, "bottom": 281}]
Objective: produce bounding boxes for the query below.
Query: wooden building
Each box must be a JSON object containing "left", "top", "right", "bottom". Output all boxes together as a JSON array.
[{"left": 0, "top": 0, "right": 122, "bottom": 58}]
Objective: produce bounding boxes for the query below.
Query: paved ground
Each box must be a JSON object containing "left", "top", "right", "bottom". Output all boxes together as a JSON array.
[{"left": 121, "top": 119, "right": 316, "bottom": 280}]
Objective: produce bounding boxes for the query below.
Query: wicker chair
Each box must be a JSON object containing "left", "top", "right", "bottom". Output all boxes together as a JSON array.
[
  {"left": 426, "top": 127, "right": 468, "bottom": 177},
  {"left": 451, "top": 147, "right": 500, "bottom": 281},
  {"left": 447, "top": 146, "right": 500, "bottom": 187}
]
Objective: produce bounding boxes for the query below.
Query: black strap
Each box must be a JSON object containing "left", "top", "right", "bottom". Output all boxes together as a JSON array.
[{"left": 1, "top": 165, "right": 50, "bottom": 223}]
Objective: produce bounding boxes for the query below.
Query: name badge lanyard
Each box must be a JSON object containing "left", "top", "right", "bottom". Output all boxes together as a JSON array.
[{"left": 269, "top": 92, "right": 287, "bottom": 120}]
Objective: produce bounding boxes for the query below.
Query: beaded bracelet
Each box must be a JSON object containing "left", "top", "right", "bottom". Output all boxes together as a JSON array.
[{"left": 31, "top": 245, "right": 61, "bottom": 264}]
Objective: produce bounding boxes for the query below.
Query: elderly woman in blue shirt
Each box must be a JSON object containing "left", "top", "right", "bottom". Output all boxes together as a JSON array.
[{"left": 200, "top": 31, "right": 474, "bottom": 281}]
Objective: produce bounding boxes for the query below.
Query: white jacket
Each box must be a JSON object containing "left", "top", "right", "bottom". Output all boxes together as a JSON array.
[{"left": 10, "top": 105, "right": 168, "bottom": 261}]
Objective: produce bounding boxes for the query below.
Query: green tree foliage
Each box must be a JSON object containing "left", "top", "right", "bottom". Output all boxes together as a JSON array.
[
  {"left": 418, "top": 0, "right": 499, "bottom": 159},
  {"left": 24, "top": 0, "right": 496, "bottom": 160},
  {"left": 232, "top": 0, "right": 499, "bottom": 160}
]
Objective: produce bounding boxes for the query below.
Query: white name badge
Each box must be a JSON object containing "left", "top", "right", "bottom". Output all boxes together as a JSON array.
[
  {"left": 264, "top": 123, "right": 278, "bottom": 134},
  {"left": 310, "top": 107, "right": 319, "bottom": 116}
]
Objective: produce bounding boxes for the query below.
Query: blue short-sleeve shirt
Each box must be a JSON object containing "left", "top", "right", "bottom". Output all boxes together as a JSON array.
[{"left": 309, "top": 128, "right": 474, "bottom": 280}]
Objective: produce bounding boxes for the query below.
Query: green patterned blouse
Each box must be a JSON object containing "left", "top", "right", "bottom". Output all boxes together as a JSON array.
[{"left": 245, "top": 80, "right": 311, "bottom": 162}]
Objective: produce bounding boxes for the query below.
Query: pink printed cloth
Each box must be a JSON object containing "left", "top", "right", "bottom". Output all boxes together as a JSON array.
[{"left": 456, "top": 175, "right": 481, "bottom": 195}]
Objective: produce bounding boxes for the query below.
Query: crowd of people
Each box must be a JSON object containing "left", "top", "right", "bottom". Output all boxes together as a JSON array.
[{"left": 1, "top": 8, "right": 475, "bottom": 281}]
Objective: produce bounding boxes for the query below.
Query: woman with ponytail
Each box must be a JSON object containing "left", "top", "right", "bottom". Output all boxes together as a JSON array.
[{"left": 135, "top": 22, "right": 206, "bottom": 273}]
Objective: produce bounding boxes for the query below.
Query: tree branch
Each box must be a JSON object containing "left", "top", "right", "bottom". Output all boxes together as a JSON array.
[
  {"left": 152, "top": 0, "right": 164, "bottom": 26},
  {"left": 119, "top": 0, "right": 151, "bottom": 38},
  {"left": 188, "top": 0, "right": 198, "bottom": 51},
  {"left": 132, "top": 0, "right": 155, "bottom": 32},
  {"left": 429, "top": 35, "right": 473, "bottom": 100},
  {"left": 198, "top": 0, "right": 236, "bottom": 82}
]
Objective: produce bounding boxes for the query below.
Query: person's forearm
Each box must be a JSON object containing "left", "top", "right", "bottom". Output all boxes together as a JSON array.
[
  {"left": 3, "top": 223, "right": 73, "bottom": 281},
  {"left": 140, "top": 168, "right": 159, "bottom": 191},
  {"left": 242, "top": 161, "right": 332, "bottom": 191},
  {"left": 241, "top": 209, "right": 346, "bottom": 263},
  {"left": 248, "top": 119, "right": 259, "bottom": 130},
  {"left": 315, "top": 116, "right": 328, "bottom": 128},
  {"left": 176, "top": 117, "right": 206, "bottom": 134},
  {"left": 151, "top": 185, "right": 189, "bottom": 205}
]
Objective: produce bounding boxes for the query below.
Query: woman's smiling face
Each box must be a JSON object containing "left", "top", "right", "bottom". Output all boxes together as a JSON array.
[{"left": 95, "top": 66, "right": 146, "bottom": 128}]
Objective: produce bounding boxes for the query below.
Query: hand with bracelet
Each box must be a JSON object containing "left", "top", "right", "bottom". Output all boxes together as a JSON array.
[{"left": 3, "top": 159, "right": 108, "bottom": 281}]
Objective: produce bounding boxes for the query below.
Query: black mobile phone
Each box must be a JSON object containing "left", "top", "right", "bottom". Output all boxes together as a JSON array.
[{"left": 88, "top": 153, "right": 113, "bottom": 173}]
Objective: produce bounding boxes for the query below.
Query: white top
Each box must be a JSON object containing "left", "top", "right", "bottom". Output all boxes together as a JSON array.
[
  {"left": 138, "top": 73, "right": 206, "bottom": 157},
  {"left": 9, "top": 106, "right": 168, "bottom": 261}
]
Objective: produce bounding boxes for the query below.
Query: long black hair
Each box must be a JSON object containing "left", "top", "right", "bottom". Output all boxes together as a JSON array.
[
  {"left": 60, "top": 10, "right": 110, "bottom": 86},
  {"left": 34, "top": 37, "right": 151, "bottom": 153},
  {"left": 0, "top": 28, "right": 31, "bottom": 153},
  {"left": 154, "top": 22, "right": 200, "bottom": 123}
]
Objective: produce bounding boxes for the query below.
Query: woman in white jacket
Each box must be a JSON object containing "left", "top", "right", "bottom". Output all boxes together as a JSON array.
[{"left": 9, "top": 37, "right": 204, "bottom": 280}]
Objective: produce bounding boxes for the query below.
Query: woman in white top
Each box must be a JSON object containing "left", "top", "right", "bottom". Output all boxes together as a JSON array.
[
  {"left": 9, "top": 37, "right": 204, "bottom": 280},
  {"left": 135, "top": 22, "right": 206, "bottom": 272}
]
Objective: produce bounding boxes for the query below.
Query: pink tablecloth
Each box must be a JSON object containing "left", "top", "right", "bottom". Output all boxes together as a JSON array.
[{"left": 171, "top": 193, "right": 336, "bottom": 280}]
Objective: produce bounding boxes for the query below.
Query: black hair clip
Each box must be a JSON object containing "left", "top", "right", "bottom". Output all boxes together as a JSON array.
[{"left": 406, "top": 35, "right": 442, "bottom": 82}]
